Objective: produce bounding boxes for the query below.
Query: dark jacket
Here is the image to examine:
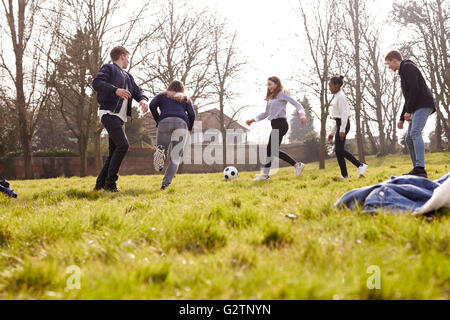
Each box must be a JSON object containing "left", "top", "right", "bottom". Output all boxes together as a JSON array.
[
  {"left": 92, "top": 63, "right": 148, "bottom": 117},
  {"left": 150, "top": 91, "right": 196, "bottom": 131},
  {"left": 399, "top": 60, "right": 435, "bottom": 122}
]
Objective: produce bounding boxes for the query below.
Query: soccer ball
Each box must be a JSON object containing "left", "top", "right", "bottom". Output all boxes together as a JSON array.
[{"left": 223, "top": 166, "right": 238, "bottom": 180}]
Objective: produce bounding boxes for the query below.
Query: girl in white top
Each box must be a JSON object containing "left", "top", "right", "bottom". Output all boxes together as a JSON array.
[
  {"left": 328, "top": 76, "right": 368, "bottom": 179},
  {"left": 246, "top": 76, "right": 308, "bottom": 181}
]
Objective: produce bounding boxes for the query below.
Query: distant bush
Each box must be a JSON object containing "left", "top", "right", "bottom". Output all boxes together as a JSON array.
[
  {"left": 1, "top": 149, "right": 79, "bottom": 159},
  {"left": 304, "top": 131, "right": 320, "bottom": 162},
  {"left": 33, "top": 149, "right": 79, "bottom": 157}
]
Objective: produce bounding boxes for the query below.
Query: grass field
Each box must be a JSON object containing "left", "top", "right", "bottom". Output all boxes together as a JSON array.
[{"left": 0, "top": 152, "right": 449, "bottom": 300}]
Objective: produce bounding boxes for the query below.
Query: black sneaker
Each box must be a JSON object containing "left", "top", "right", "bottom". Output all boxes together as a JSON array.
[
  {"left": 160, "top": 185, "right": 168, "bottom": 191},
  {"left": 403, "top": 167, "right": 428, "bottom": 178},
  {"left": 104, "top": 185, "right": 119, "bottom": 193},
  {"left": 0, "top": 180, "right": 10, "bottom": 188},
  {"left": 93, "top": 184, "right": 104, "bottom": 191}
]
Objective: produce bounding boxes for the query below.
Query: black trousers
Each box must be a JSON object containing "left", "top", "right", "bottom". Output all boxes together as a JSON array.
[
  {"left": 264, "top": 118, "right": 297, "bottom": 170},
  {"left": 335, "top": 119, "right": 361, "bottom": 177},
  {"left": 96, "top": 114, "right": 129, "bottom": 187}
]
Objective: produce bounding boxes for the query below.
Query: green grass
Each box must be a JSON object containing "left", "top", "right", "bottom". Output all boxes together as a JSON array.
[{"left": 0, "top": 153, "right": 449, "bottom": 300}]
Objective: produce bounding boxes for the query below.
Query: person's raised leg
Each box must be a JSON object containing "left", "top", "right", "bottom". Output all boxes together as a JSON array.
[
  {"left": 262, "top": 129, "right": 275, "bottom": 175},
  {"left": 278, "top": 122, "right": 297, "bottom": 166},
  {"left": 162, "top": 120, "right": 189, "bottom": 188},
  {"left": 155, "top": 118, "right": 173, "bottom": 171}
]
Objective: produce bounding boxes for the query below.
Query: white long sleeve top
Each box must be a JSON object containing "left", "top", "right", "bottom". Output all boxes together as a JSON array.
[
  {"left": 253, "top": 91, "right": 305, "bottom": 122},
  {"left": 330, "top": 90, "right": 351, "bottom": 134}
]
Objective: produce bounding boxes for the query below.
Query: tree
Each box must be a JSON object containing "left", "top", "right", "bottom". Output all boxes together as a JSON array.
[
  {"left": 304, "top": 131, "right": 320, "bottom": 162},
  {"left": 358, "top": 15, "right": 404, "bottom": 156},
  {"left": 125, "top": 106, "right": 147, "bottom": 148},
  {"left": 49, "top": 28, "right": 95, "bottom": 176},
  {"left": 0, "top": 0, "right": 54, "bottom": 178},
  {"left": 136, "top": 0, "right": 217, "bottom": 113},
  {"left": 289, "top": 96, "right": 314, "bottom": 143},
  {"left": 393, "top": 0, "right": 450, "bottom": 150},
  {"left": 343, "top": 0, "right": 366, "bottom": 162},
  {"left": 0, "top": 88, "right": 21, "bottom": 157},
  {"left": 33, "top": 101, "right": 78, "bottom": 152},
  {"left": 48, "top": 0, "right": 157, "bottom": 172},
  {"left": 298, "top": 0, "right": 340, "bottom": 169},
  {"left": 211, "top": 23, "right": 247, "bottom": 168}
]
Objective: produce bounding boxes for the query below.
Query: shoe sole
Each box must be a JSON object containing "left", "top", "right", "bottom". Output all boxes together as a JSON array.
[
  {"left": 295, "top": 163, "right": 305, "bottom": 177},
  {"left": 358, "top": 165, "right": 368, "bottom": 178},
  {"left": 153, "top": 145, "right": 166, "bottom": 172},
  {"left": 253, "top": 177, "right": 270, "bottom": 181}
]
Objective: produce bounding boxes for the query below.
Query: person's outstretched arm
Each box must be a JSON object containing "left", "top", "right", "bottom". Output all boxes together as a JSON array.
[
  {"left": 129, "top": 74, "right": 148, "bottom": 102},
  {"left": 280, "top": 91, "right": 306, "bottom": 116},
  {"left": 149, "top": 94, "right": 161, "bottom": 125},
  {"left": 253, "top": 103, "right": 270, "bottom": 122}
]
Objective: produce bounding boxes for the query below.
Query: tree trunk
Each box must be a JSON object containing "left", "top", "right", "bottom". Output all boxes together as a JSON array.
[
  {"left": 16, "top": 58, "right": 34, "bottom": 179},
  {"left": 78, "top": 136, "right": 88, "bottom": 177},
  {"left": 219, "top": 97, "right": 226, "bottom": 169},
  {"left": 352, "top": 0, "right": 365, "bottom": 163},
  {"left": 436, "top": 109, "right": 443, "bottom": 151},
  {"left": 93, "top": 124, "right": 103, "bottom": 170},
  {"left": 365, "top": 121, "right": 378, "bottom": 155},
  {"left": 319, "top": 116, "right": 327, "bottom": 169},
  {"left": 22, "top": 134, "right": 34, "bottom": 179}
]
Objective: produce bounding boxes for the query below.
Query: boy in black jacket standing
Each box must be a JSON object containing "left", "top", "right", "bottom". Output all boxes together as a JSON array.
[
  {"left": 385, "top": 50, "right": 435, "bottom": 178},
  {"left": 92, "top": 46, "right": 149, "bottom": 192}
]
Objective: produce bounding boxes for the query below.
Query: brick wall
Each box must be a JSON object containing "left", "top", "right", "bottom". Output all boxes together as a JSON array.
[{"left": 0, "top": 143, "right": 315, "bottom": 180}]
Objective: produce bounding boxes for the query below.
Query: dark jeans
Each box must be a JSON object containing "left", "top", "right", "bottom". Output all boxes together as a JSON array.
[
  {"left": 263, "top": 118, "right": 297, "bottom": 174},
  {"left": 96, "top": 114, "right": 129, "bottom": 187},
  {"left": 335, "top": 119, "right": 362, "bottom": 177}
]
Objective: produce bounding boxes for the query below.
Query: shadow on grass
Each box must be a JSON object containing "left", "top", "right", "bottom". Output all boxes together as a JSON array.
[{"left": 63, "top": 187, "right": 155, "bottom": 200}]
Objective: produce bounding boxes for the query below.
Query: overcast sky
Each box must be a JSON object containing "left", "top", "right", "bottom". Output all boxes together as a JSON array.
[
  {"left": 188, "top": 0, "right": 436, "bottom": 144},
  {"left": 0, "top": 0, "right": 436, "bottom": 144}
]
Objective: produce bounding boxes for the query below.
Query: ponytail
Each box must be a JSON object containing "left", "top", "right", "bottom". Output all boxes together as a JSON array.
[{"left": 330, "top": 75, "right": 344, "bottom": 88}]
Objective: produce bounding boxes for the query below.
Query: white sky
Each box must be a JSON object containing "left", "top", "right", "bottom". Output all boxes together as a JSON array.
[
  {"left": 0, "top": 0, "right": 437, "bottom": 145},
  {"left": 190, "top": 0, "right": 436, "bottom": 144}
]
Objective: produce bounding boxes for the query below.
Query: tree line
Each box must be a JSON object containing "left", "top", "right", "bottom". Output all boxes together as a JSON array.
[
  {"left": 295, "top": 0, "right": 449, "bottom": 168},
  {"left": 0, "top": 0, "right": 448, "bottom": 178}
]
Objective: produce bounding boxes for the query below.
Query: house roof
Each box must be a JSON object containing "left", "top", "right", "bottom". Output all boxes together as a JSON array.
[
  {"left": 142, "top": 108, "right": 247, "bottom": 135},
  {"left": 196, "top": 108, "right": 248, "bottom": 132}
]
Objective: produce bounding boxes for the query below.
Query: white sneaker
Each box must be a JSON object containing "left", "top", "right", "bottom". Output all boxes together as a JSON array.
[
  {"left": 340, "top": 176, "right": 349, "bottom": 180},
  {"left": 294, "top": 162, "right": 305, "bottom": 177},
  {"left": 358, "top": 163, "right": 368, "bottom": 178},
  {"left": 153, "top": 145, "right": 166, "bottom": 172},
  {"left": 253, "top": 174, "right": 270, "bottom": 181}
]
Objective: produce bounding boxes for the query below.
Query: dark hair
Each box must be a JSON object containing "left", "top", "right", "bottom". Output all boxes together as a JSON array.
[
  {"left": 265, "top": 76, "right": 284, "bottom": 101},
  {"left": 167, "top": 80, "right": 185, "bottom": 93},
  {"left": 330, "top": 75, "right": 345, "bottom": 88},
  {"left": 110, "top": 46, "right": 130, "bottom": 61},
  {"left": 385, "top": 50, "right": 403, "bottom": 61}
]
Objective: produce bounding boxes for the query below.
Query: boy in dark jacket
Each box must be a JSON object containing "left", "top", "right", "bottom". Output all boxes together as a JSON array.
[
  {"left": 385, "top": 50, "right": 435, "bottom": 178},
  {"left": 92, "top": 46, "right": 149, "bottom": 192}
]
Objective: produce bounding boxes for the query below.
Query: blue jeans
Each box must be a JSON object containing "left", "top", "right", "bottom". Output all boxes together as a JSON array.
[{"left": 406, "top": 107, "right": 433, "bottom": 168}]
